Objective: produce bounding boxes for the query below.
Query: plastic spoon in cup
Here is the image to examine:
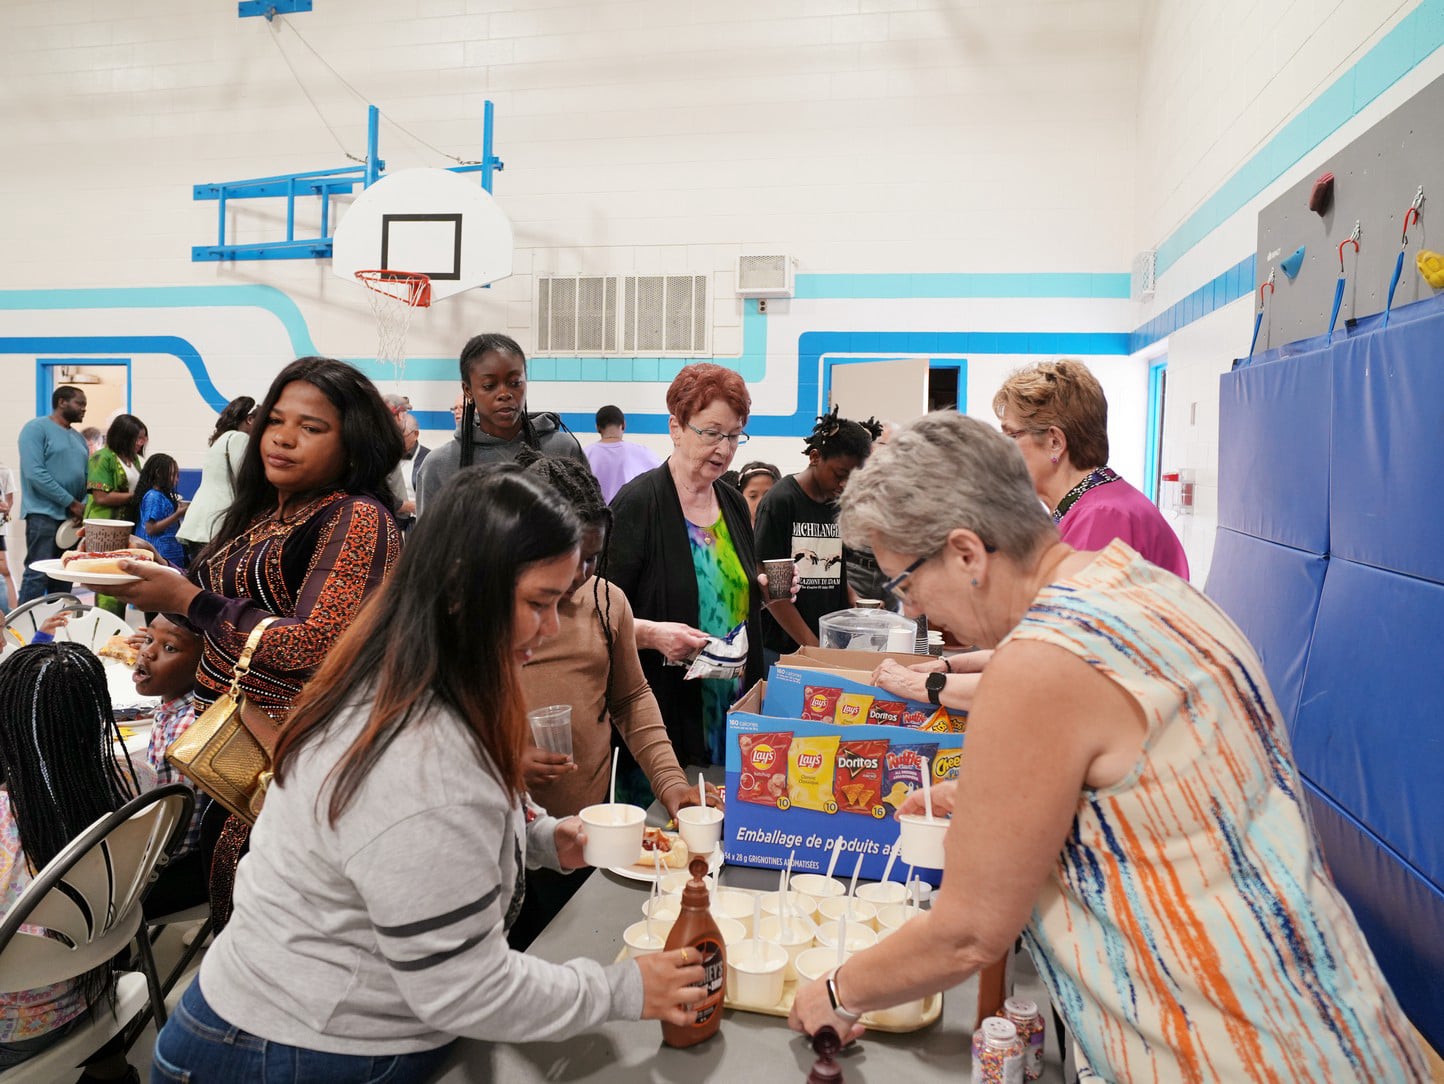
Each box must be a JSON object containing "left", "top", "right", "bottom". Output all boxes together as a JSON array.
[
  {"left": 609, "top": 747, "right": 620, "bottom": 809},
  {"left": 848, "top": 852, "right": 863, "bottom": 900},
  {"left": 907, "top": 865, "right": 917, "bottom": 909},
  {"left": 825, "top": 836, "right": 844, "bottom": 882},
  {"left": 698, "top": 771, "right": 706, "bottom": 812},
  {"left": 784, "top": 851, "right": 797, "bottom": 923},
  {"left": 836, "top": 914, "right": 847, "bottom": 967},
  {"left": 881, "top": 842, "right": 900, "bottom": 885},
  {"left": 921, "top": 756, "right": 933, "bottom": 821}
]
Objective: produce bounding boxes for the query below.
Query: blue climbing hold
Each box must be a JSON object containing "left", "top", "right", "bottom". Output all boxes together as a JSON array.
[{"left": 1280, "top": 246, "right": 1305, "bottom": 280}]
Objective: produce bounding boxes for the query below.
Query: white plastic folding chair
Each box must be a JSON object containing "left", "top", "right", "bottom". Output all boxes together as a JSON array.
[
  {"left": 0, "top": 784, "right": 194, "bottom": 1082},
  {"left": 49, "top": 604, "right": 136, "bottom": 654},
  {"left": 1, "top": 592, "right": 83, "bottom": 660}
]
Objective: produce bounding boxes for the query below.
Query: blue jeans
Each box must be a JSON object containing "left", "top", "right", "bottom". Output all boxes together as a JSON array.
[
  {"left": 19, "top": 514, "right": 64, "bottom": 603},
  {"left": 151, "top": 980, "right": 453, "bottom": 1084}
]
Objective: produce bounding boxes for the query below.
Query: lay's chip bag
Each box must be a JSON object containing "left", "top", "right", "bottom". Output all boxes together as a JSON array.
[
  {"left": 788, "top": 734, "right": 841, "bottom": 813},
  {"left": 881, "top": 742, "right": 938, "bottom": 810},
  {"left": 738, "top": 731, "right": 793, "bottom": 807},
  {"left": 835, "top": 692, "right": 875, "bottom": 727},
  {"left": 801, "top": 686, "right": 843, "bottom": 723}
]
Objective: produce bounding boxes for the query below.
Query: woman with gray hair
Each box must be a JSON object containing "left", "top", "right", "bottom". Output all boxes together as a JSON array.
[{"left": 789, "top": 412, "right": 1425, "bottom": 1082}]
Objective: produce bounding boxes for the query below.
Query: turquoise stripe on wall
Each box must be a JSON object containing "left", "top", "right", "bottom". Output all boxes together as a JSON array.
[
  {"left": 1155, "top": 0, "right": 1444, "bottom": 277},
  {"left": 794, "top": 273, "right": 1130, "bottom": 300}
]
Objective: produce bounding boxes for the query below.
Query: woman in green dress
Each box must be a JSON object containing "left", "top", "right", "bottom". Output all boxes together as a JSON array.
[{"left": 84, "top": 413, "right": 147, "bottom": 616}]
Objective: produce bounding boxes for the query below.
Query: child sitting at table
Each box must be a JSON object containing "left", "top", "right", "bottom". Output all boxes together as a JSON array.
[{"left": 131, "top": 615, "right": 208, "bottom": 917}]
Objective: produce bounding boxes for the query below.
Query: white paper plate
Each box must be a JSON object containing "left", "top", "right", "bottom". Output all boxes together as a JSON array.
[
  {"left": 29, "top": 558, "right": 142, "bottom": 586},
  {"left": 607, "top": 834, "right": 723, "bottom": 882}
]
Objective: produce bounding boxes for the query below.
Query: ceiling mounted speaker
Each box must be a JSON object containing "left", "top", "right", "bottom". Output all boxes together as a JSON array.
[{"left": 736, "top": 255, "right": 795, "bottom": 299}]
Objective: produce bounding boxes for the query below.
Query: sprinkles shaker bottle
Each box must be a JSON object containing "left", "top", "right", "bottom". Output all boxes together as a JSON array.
[
  {"left": 971, "top": 1016, "right": 1025, "bottom": 1084},
  {"left": 1002, "top": 997, "right": 1045, "bottom": 1081}
]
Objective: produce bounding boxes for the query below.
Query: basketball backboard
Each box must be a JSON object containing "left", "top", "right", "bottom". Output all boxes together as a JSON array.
[{"left": 331, "top": 168, "right": 513, "bottom": 301}]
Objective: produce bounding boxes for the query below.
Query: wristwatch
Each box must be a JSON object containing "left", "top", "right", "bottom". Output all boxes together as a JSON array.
[
  {"left": 825, "top": 967, "right": 861, "bottom": 1023},
  {"left": 925, "top": 670, "right": 947, "bottom": 706}
]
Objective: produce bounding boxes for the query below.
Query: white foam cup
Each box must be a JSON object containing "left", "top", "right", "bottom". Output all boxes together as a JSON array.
[
  {"left": 579, "top": 803, "right": 645, "bottom": 868},
  {"left": 623, "top": 920, "right": 667, "bottom": 958},
  {"left": 795, "top": 946, "right": 840, "bottom": 986},
  {"left": 713, "top": 916, "right": 747, "bottom": 947},
  {"left": 726, "top": 940, "right": 787, "bottom": 1007},
  {"left": 676, "top": 805, "right": 724, "bottom": 854},
  {"left": 897, "top": 813, "right": 949, "bottom": 869},
  {"left": 789, "top": 873, "right": 845, "bottom": 903},
  {"left": 875, "top": 902, "right": 922, "bottom": 935},
  {"left": 641, "top": 896, "right": 681, "bottom": 924},
  {"left": 815, "top": 919, "right": 878, "bottom": 954},
  {"left": 757, "top": 914, "right": 816, "bottom": 981},
  {"left": 657, "top": 870, "right": 692, "bottom": 895},
  {"left": 711, "top": 889, "right": 755, "bottom": 935},
  {"left": 855, "top": 881, "right": 909, "bottom": 908},
  {"left": 816, "top": 895, "right": 878, "bottom": 931},
  {"left": 759, "top": 890, "right": 816, "bottom": 922}
]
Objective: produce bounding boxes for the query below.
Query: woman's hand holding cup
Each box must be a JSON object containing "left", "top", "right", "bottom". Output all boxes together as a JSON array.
[
  {"left": 896, "top": 779, "right": 958, "bottom": 819},
  {"left": 553, "top": 816, "right": 589, "bottom": 871}
]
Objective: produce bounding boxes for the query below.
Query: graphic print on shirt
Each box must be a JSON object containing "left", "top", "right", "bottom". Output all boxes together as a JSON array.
[{"left": 790, "top": 522, "right": 842, "bottom": 590}]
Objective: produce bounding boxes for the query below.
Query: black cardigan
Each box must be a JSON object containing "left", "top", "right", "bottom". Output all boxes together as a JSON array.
[{"left": 607, "top": 461, "right": 765, "bottom": 766}]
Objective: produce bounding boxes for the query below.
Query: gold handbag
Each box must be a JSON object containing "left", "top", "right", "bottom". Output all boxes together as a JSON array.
[{"left": 166, "top": 616, "right": 283, "bottom": 825}]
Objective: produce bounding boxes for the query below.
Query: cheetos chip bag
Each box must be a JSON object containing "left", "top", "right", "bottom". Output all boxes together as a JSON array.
[{"left": 788, "top": 734, "right": 841, "bottom": 812}]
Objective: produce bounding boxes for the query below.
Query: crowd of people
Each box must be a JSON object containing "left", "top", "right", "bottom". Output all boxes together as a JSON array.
[{"left": 0, "top": 344, "right": 1427, "bottom": 1084}]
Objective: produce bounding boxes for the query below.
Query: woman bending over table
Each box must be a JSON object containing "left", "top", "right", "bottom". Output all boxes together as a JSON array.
[{"left": 789, "top": 411, "right": 1426, "bottom": 1083}]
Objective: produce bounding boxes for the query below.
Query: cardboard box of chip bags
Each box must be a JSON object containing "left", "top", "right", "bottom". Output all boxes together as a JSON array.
[
  {"left": 722, "top": 680, "right": 963, "bottom": 885},
  {"left": 765, "top": 663, "right": 968, "bottom": 734}
]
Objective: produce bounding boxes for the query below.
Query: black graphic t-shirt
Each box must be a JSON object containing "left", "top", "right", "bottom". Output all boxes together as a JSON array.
[{"left": 753, "top": 475, "right": 849, "bottom": 653}]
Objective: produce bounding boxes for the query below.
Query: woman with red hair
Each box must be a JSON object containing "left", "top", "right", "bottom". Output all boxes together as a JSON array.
[{"left": 608, "top": 364, "right": 766, "bottom": 791}]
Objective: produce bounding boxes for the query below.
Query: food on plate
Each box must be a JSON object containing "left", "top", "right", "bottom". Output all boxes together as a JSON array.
[
  {"left": 640, "top": 827, "right": 691, "bottom": 869},
  {"left": 61, "top": 548, "right": 155, "bottom": 575},
  {"left": 98, "top": 633, "right": 139, "bottom": 668}
]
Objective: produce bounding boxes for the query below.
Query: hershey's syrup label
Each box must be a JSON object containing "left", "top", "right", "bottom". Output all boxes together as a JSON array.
[{"left": 691, "top": 937, "right": 725, "bottom": 1026}]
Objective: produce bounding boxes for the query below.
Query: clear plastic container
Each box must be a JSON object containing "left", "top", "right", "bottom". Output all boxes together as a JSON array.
[{"left": 816, "top": 608, "right": 920, "bottom": 653}]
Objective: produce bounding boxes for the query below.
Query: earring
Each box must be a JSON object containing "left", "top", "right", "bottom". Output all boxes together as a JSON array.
[
  {"left": 1050, "top": 455, "right": 1059, "bottom": 464},
  {"left": 970, "top": 578, "right": 979, "bottom": 587}
]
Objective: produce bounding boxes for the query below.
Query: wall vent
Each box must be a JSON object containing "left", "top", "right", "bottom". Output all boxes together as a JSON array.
[
  {"left": 1131, "top": 250, "right": 1157, "bottom": 302},
  {"left": 736, "top": 254, "right": 795, "bottom": 298},
  {"left": 537, "top": 274, "right": 709, "bottom": 356}
]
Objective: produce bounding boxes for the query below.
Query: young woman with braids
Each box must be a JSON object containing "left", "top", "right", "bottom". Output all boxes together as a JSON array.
[
  {"left": 107, "top": 357, "right": 403, "bottom": 932},
  {"left": 0, "top": 642, "right": 141, "bottom": 1080},
  {"left": 415, "top": 333, "right": 585, "bottom": 514},
  {"left": 152, "top": 467, "right": 706, "bottom": 1081},
  {"left": 754, "top": 407, "right": 883, "bottom": 656},
  {"left": 509, "top": 451, "right": 720, "bottom": 949}
]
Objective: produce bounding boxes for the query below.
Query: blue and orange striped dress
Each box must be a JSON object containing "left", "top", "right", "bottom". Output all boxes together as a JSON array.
[{"left": 1003, "top": 541, "right": 1427, "bottom": 1083}]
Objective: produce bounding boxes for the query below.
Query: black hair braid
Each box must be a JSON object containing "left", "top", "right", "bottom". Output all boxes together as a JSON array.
[
  {"left": 803, "top": 405, "right": 881, "bottom": 461},
  {"left": 520, "top": 409, "right": 542, "bottom": 451},
  {"left": 459, "top": 397, "right": 478, "bottom": 468},
  {"left": 518, "top": 453, "right": 617, "bottom": 725},
  {"left": 0, "top": 643, "right": 139, "bottom": 1011}
]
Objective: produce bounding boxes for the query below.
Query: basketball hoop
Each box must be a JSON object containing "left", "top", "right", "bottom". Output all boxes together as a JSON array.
[{"left": 356, "top": 269, "right": 431, "bottom": 381}]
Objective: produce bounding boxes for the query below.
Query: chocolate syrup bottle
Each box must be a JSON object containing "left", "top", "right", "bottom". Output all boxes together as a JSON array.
[{"left": 661, "top": 856, "right": 726, "bottom": 1047}]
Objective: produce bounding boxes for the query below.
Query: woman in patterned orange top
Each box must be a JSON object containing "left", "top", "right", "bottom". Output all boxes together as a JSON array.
[
  {"left": 789, "top": 412, "right": 1426, "bottom": 1083},
  {"left": 110, "top": 356, "right": 404, "bottom": 928}
]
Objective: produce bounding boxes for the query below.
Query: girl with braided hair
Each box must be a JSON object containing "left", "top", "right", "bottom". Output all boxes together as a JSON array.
[
  {"left": 509, "top": 451, "right": 715, "bottom": 949},
  {"left": 755, "top": 407, "right": 883, "bottom": 657},
  {"left": 0, "top": 642, "right": 141, "bottom": 1079},
  {"left": 415, "top": 333, "right": 585, "bottom": 514}
]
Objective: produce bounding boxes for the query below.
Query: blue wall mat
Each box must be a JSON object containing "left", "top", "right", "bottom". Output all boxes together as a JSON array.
[
  {"left": 1291, "top": 559, "right": 1444, "bottom": 891},
  {"left": 1329, "top": 297, "right": 1444, "bottom": 586},
  {"left": 1203, "top": 529, "right": 1327, "bottom": 732},
  {"left": 1304, "top": 782, "right": 1444, "bottom": 1055},
  {"left": 1217, "top": 345, "right": 1332, "bottom": 553}
]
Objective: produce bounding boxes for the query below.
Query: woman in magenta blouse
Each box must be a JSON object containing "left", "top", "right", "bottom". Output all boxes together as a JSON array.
[{"left": 992, "top": 358, "right": 1188, "bottom": 579}]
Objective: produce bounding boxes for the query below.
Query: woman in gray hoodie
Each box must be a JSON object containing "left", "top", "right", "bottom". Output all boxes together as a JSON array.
[{"left": 416, "top": 333, "right": 585, "bottom": 514}]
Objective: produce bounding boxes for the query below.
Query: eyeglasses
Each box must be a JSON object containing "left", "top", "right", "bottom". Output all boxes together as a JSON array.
[
  {"left": 687, "top": 423, "right": 750, "bottom": 447},
  {"left": 1001, "top": 425, "right": 1044, "bottom": 442},
  {"left": 881, "top": 541, "right": 998, "bottom": 605}
]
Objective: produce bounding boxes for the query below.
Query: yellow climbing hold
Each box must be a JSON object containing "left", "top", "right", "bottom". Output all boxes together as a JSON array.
[{"left": 1418, "top": 249, "right": 1444, "bottom": 289}]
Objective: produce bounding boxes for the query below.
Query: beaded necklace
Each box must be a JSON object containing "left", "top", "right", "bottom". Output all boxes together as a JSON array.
[{"left": 1052, "top": 466, "right": 1120, "bottom": 522}]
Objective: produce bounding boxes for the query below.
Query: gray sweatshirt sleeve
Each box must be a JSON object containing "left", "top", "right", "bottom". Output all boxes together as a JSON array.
[{"left": 343, "top": 798, "right": 643, "bottom": 1039}]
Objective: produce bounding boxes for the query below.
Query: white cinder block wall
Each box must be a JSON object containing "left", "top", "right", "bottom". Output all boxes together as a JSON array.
[{"left": 3, "top": 0, "right": 1441, "bottom": 585}]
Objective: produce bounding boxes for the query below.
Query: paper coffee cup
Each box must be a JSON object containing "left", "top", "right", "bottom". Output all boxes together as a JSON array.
[
  {"left": 83, "top": 519, "right": 133, "bottom": 552},
  {"left": 761, "top": 559, "right": 795, "bottom": 601},
  {"left": 579, "top": 803, "right": 645, "bottom": 868}
]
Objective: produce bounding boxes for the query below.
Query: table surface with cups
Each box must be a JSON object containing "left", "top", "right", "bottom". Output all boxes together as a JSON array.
[{"left": 435, "top": 806, "right": 1064, "bottom": 1082}]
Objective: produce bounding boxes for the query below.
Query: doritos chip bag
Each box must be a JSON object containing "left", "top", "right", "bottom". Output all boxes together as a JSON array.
[
  {"left": 738, "top": 732, "right": 793, "bottom": 807},
  {"left": 882, "top": 742, "right": 938, "bottom": 810},
  {"left": 867, "top": 700, "right": 907, "bottom": 727},
  {"left": 834, "top": 739, "right": 889, "bottom": 818},
  {"left": 801, "top": 686, "right": 843, "bottom": 723},
  {"left": 788, "top": 734, "right": 841, "bottom": 813},
  {"left": 835, "top": 692, "right": 874, "bottom": 726}
]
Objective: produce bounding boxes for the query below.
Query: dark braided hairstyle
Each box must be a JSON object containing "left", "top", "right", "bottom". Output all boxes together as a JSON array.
[
  {"left": 0, "top": 642, "right": 139, "bottom": 1009},
  {"left": 458, "top": 333, "right": 544, "bottom": 468},
  {"left": 803, "top": 406, "right": 884, "bottom": 461},
  {"left": 515, "top": 448, "right": 618, "bottom": 726},
  {"left": 130, "top": 452, "right": 181, "bottom": 525}
]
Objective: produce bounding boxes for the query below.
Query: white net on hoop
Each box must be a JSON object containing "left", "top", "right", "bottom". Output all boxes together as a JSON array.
[{"left": 357, "top": 271, "right": 430, "bottom": 385}]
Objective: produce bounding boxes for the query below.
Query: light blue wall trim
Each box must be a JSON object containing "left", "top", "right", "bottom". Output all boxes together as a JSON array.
[
  {"left": 1155, "top": 0, "right": 1444, "bottom": 277},
  {"left": 794, "top": 273, "right": 1130, "bottom": 300},
  {"left": 1143, "top": 358, "right": 1167, "bottom": 502},
  {"left": 5, "top": 337, "right": 228, "bottom": 412},
  {"left": 1131, "top": 255, "right": 1256, "bottom": 353}
]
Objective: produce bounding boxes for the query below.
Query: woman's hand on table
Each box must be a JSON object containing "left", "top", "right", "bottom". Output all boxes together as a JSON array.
[
  {"left": 896, "top": 779, "right": 957, "bottom": 819},
  {"left": 788, "top": 975, "right": 866, "bottom": 1045},
  {"left": 636, "top": 948, "right": 708, "bottom": 1026},
  {"left": 553, "top": 816, "right": 588, "bottom": 871},
  {"left": 108, "top": 561, "right": 200, "bottom": 615},
  {"left": 523, "top": 747, "right": 576, "bottom": 788},
  {"left": 644, "top": 621, "right": 712, "bottom": 663},
  {"left": 871, "top": 658, "right": 931, "bottom": 702}
]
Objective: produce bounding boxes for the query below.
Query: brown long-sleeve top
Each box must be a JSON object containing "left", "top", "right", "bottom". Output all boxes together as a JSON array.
[
  {"left": 520, "top": 577, "right": 690, "bottom": 818},
  {"left": 186, "top": 491, "right": 402, "bottom": 718}
]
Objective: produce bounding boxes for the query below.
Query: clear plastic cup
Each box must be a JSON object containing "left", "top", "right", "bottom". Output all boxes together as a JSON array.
[
  {"left": 579, "top": 803, "right": 645, "bottom": 867},
  {"left": 726, "top": 939, "right": 787, "bottom": 1006},
  {"left": 676, "top": 805, "right": 724, "bottom": 854},
  {"left": 527, "top": 704, "right": 573, "bottom": 759},
  {"left": 897, "top": 813, "right": 949, "bottom": 869}
]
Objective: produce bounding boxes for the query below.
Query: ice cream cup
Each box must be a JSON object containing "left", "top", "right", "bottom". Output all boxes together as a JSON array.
[
  {"left": 623, "top": 920, "right": 667, "bottom": 958},
  {"left": 756, "top": 914, "right": 815, "bottom": 981},
  {"left": 789, "top": 873, "right": 845, "bottom": 903},
  {"left": 759, "top": 890, "right": 816, "bottom": 923},
  {"left": 579, "top": 803, "right": 645, "bottom": 868},
  {"left": 641, "top": 896, "right": 681, "bottom": 924},
  {"left": 676, "top": 806, "right": 724, "bottom": 854},
  {"left": 854, "top": 881, "right": 909, "bottom": 908},
  {"left": 713, "top": 916, "right": 747, "bottom": 947},
  {"left": 726, "top": 939, "right": 787, "bottom": 1007},
  {"left": 875, "top": 902, "right": 923, "bottom": 935},
  {"left": 816, "top": 896, "right": 878, "bottom": 931},
  {"left": 814, "top": 920, "right": 879, "bottom": 954},
  {"left": 711, "top": 889, "right": 755, "bottom": 935},
  {"left": 897, "top": 813, "right": 950, "bottom": 869},
  {"left": 657, "top": 870, "right": 692, "bottom": 895},
  {"left": 795, "top": 946, "right": 840, "bottom": 986}
]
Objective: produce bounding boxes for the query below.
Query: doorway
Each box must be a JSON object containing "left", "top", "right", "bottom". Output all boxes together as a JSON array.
[
  {"left": 37, "top": 359, "right": 131, "bottom": 436},
  {"left": 1144, "top": 358, "right": 1167, "bottom": 502}
]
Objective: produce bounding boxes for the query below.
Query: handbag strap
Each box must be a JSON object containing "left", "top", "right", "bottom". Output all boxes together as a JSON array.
[{"left": 228, "top": 616, "right": 281, "bottom": 694}]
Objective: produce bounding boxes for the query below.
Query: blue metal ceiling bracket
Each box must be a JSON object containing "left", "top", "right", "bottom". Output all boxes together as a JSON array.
[{"left": 238, "top": 0, "right": 312, "bottom": 19}]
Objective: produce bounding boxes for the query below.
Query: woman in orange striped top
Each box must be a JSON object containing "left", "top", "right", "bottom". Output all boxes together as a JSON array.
[{"left": 789, "top": 412, "right": 1427, "bottom": 1082}]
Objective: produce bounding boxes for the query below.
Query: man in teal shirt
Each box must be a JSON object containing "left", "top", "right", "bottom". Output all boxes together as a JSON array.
[{"left": 18, "top": 385, "right": 90, "bottom": 603}]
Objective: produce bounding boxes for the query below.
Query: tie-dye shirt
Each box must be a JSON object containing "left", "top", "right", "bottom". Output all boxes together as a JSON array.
[
  {"left": 687, "top": 514, "right": 750, "bottom": 764},
  {"left": 1006, "top": 541, "right": 1426, "bottom": 1083}
]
